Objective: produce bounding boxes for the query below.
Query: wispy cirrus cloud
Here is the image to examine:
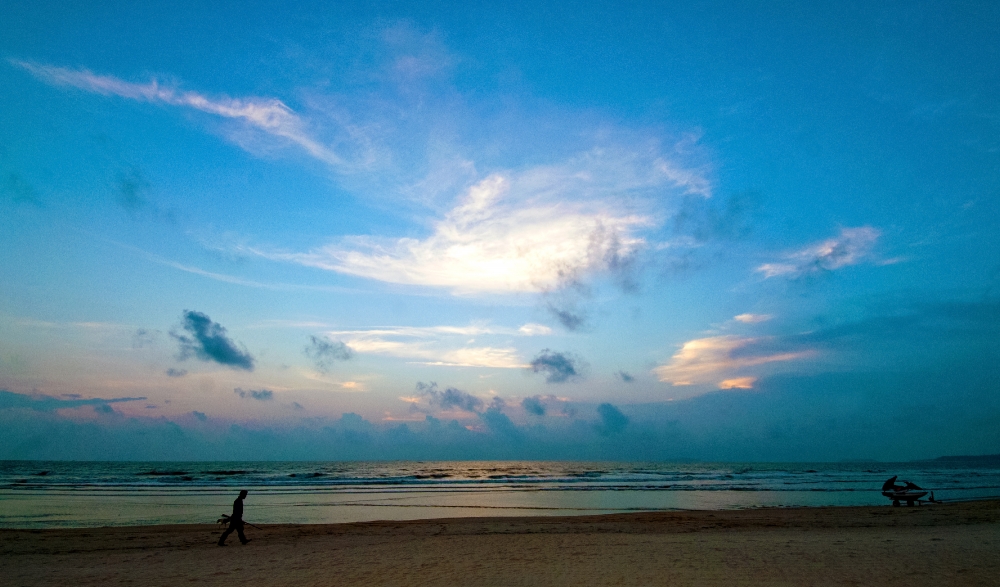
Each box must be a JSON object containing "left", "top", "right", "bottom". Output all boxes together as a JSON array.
[
  {"left": 756, "top": 226, "right": 881, "bottom": 279},
  {"left": 653, "top": 335, "right": 813, "bottom": 388},
  {"left": 11, "top": 60, "right": 364, "bottom": 171},
  {"left": 734, "top": 313, "right": 773, "bottom": 324},
  {"left": 14, "top": 57, "right": 715, "bottom": 302}
]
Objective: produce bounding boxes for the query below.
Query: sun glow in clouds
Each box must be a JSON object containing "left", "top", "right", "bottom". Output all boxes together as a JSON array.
[
  {"left": 254, "top": 174, "right": 655, "bottom": 294},
  {"left": 16, "top": 60, "right": 715, "bottom": 300},
  {"left": 239, "top": 141, "right": 712, "bottom": 295}
]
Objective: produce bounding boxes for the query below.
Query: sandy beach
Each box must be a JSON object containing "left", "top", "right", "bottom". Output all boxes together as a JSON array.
[{"left": 2, "top": 500, "right": 999, "bottom": 586}]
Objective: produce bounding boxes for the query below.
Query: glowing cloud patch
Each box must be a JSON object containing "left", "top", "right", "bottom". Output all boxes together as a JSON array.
[
  {"left": 653, "top": 335, "right": 812, "bottom": 387},
  {"left": 719, "top": 377, "right": 757, "bottom": 389}
]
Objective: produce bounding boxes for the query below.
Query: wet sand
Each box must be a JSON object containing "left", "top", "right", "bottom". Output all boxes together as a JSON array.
[{"left": 2, "top": 500, "right": 999, "bottom": 586}]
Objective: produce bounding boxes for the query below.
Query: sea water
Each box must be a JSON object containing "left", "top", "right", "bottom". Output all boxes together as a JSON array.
[{"left": 2, "top": 460, "right": 999, "bottom": 528}]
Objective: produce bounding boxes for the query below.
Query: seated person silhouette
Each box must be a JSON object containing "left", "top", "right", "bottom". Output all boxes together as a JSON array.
[
  {"left": 882, "top": 476, "right": 906, "bottom": 492},
  {"left": 218, "top": 490, "right": 250, "bottom": 546}
]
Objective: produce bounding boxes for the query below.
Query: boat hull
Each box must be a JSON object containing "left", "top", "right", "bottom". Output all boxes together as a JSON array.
[{"left": 882, "top": 490, "right": 928, "bottom": 501}]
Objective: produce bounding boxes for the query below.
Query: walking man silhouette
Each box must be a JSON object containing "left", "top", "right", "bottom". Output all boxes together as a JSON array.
[{"left": 218, "top": 490, "right": 251, "bottom": 546}]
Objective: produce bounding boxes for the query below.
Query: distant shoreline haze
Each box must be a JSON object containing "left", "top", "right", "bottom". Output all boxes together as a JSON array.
[{"left": 3, "top": 460, "right": 999, "bottom": 528}]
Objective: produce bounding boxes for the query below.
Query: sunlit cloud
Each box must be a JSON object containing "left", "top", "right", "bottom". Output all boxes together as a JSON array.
[
  {"left": 11, "top": 60, "right": 366, "bottom": 171},
  {"left": 251, "top": 174, "right": 650, "bottom": 294},
  {"left": 757, "top": 226, "right": 881, "bottom": 279},
  {"left": 246, "top": 144, "right": 710, "bottom": 295},
  {"left": 417, "top": 348, "right": 525, "bottom": 368},
  {"left": 653, "top": 335, "right": 813, "bottom": 387}
]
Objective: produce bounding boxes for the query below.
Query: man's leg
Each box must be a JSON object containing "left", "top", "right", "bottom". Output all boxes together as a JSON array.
[
  {"left": 218, "top": 525, "right": 234, "bottom": 545},
  {"left": 236, "top": 522, "right": 249, "bottom": 544}
]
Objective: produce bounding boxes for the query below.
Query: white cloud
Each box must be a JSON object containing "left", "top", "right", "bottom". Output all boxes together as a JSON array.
[
  {"left": 734, "top": 313, "right": 773, "bottom": 324},
  {"left": 653, "top": 335, "right": 813, "bottom": 388},
  {"left": 518, "top": 323, "right": 552, "bottom": 336},
  {"left": 12, "top": 60, "right": 361, "bottom": 171},
  {"left": 258, "top": 175, "right": 648, "bottom": 294},
  {"left": 326, "top": 324, "right": 526, "bottom": 368},
  {"left": 757, "top": 226, "right": 880, "bottom": 279},
  {"left": 249, "top": 150, "right": 700, "bottom": 294},
  {"left": 418, "top": 347, "right": 525, "bottom": 368}
]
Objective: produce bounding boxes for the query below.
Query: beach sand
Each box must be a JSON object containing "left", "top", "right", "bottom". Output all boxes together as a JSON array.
[{"left": 2, "top": 501, "right": 999, "bottom": 586}]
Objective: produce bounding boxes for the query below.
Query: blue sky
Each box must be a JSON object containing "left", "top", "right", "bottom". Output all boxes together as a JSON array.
[{"left": 2, "top": 0, "right": 998, "bottom": 460}]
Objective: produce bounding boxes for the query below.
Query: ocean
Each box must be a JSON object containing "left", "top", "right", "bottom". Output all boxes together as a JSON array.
[{"left": 2, "top": 460, "right": 999, "bottom": 528}]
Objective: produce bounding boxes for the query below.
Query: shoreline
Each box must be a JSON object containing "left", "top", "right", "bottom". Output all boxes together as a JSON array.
[{"left": 3, "top": 501, "right": 999, "bottom": 585}]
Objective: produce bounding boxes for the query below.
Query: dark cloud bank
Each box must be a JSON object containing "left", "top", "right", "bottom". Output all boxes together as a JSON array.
[
  {"left": 4, "top": 356, "right": 999, "bottom": 461},
  {"left": 2, "top": 300, "right": 998, "bottom": 461}
]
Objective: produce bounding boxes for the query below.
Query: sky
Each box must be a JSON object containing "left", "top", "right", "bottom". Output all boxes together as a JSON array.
[{"left": 1, "top": 0, "right": 999, "bottom": 461}]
